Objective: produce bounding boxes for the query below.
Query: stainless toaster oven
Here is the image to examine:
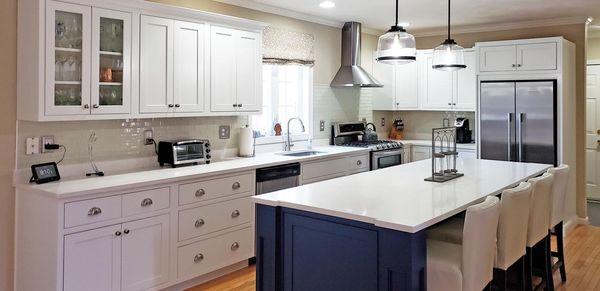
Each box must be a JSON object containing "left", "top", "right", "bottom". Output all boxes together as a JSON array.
[{"left": 158, "top": 139, "right": 211, "bottom": 167}]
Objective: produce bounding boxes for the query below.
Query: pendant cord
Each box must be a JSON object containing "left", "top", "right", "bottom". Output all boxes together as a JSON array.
[
  {"left": 395, "top": 0, "right": 399, "bottom": 26},
  {"left": 447, "top": 0, "right": 451, "bottom": 40}
]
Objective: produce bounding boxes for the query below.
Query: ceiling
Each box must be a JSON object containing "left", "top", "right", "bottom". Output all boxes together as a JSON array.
[{"left": 215, "top": 0, "right": 597, "bottom": 34}]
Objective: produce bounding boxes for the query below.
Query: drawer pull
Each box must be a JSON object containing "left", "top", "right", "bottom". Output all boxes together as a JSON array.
[
  {"left": 140, "top": 198, "right": 153, "bottom": 207},
  {"left": 115, "top": 231, "right": 121, "bottom": 236},
  {"left": 195, "top": 189, "right": 205, "bottom": 197},
  {"left": 231, "top": 210, "right": 241, "bottom": 218},
  {"left": 356, "top": 160, "right": 362, "bottom": 166},
  {"left": 195, "top": 219, "right": 205, "bottom": 228},
  {"left": 123, "top": 229, "right": 130, "bottom": 234},
  {"left": 232, "top": 182, "right": 241, "bottom": 190},
  {"left": 193, "top": 253, "right": 204, "bottom": 263},
  {"left": 88, "top": 207, "right": 102, "bottom": 216},
  {"left": 231, "top": 242, "right": 240, "bottom": 251}
]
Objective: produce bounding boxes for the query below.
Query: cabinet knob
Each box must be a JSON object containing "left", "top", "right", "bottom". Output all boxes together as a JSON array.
[
  {"left": 83, "top": 104, "right": 90, "bottom": 109},
  {"left": 453, "top": 103, "right": 456, "bottom": 106},
  {"left": 230, "top": 242, "right": 240, "bottom": 251},
  {"left": 238, "top": 104, "right": 243, "bottom": 108},
  {"left": 512, "top": 64, "right": 517, "bottom": 68},
  {"left": 175, "top": 104, "right": 181, "bottom": 108},
  {"left": 195, "top": 219, "right": 205, "bottom": 228},
  {"left": 193, "top": 253, "right": 204, "bottom": 263},
  {"left": 123, "top": 229, "right": 130, "bottom": 234},
  {"left": 87, "top": 207, "right": 102, "bottom": 216},
  {"left": 232, "top": 182, "right": 241, "bottom": 190},
  {"left": 92, "top": 104, "right": 99, "bottom": 109},
  {"left": 233, "top": 104, "right": 238, "bottom": 108},
  {"left": 448, "top": 102, "right": 452, "bottom": 106},
  {"left": 168, "top": 104, "right": 174, "bottom": 108},
  {"left": 141, "top": 198, "right": 153, "bottom": 207},
  {"left": 231, "top": 210, "right": 241, "bottom": 218},
  {"left": 195, "top": 189, "right": 206, "bottom": 197},
  {"left": 115, "top": 231, "right": 122, "bottom": 236},
  {"left": 357, "top": 160, "right": 362, "bottom": 166},
  {"left": 517, "top": 64, "right": 522, "bottom": 67}
]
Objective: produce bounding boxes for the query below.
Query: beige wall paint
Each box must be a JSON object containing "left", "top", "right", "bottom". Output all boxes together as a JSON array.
[
  {"left": 0, "top": 0, "right": 16, "bottom": 289},
  {"left": 589, "top": 37, "right": 600, "bottom": 60}
]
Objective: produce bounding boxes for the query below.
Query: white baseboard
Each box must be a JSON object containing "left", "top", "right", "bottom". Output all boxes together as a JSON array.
[{"left": 563, "top": 215, "right": 589, "bottom": 235}]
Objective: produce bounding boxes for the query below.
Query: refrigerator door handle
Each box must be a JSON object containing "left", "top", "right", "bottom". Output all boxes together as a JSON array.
[
  {"left": 507, "top": 113, "right": 513, "bottom": 161},
  {"left": 518, "top": 113, "right": 525, "bottom": 162}
]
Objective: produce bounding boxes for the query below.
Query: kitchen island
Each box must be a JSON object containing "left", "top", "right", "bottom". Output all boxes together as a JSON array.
[{"left": 252, "top": 158, "right": 550, "bottom": 291}]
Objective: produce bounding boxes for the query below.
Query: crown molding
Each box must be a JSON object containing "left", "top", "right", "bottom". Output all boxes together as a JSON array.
[{"left": 412, "top": 16, "right": 590, "bottom": 37}]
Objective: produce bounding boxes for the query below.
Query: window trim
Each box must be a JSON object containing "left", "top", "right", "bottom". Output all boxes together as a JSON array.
[{"left": 251, "top": 65, "right": 314, "bottom": 145}]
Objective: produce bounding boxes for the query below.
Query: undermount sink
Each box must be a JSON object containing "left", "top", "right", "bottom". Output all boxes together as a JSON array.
[{"left": 276, "top": 150, "right": 326, "bottom": 157}]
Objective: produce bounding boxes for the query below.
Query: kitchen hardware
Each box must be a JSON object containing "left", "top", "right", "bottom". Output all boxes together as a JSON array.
[
  {"left": 284, "top": 117, "right": 306, "bottom": 151},
  {"left": 158, "top": 139, "right": 211, "bottom": 167}
]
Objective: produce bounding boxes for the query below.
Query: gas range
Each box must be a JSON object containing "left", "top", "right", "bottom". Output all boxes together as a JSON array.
[
  {"left": 339, "top": 140, "right": 403, "bottom": 151},
  {"left": 331, "top": 121, "right": 405, "bottom": 170}
]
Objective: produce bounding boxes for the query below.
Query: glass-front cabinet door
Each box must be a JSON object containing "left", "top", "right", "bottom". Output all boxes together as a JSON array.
[
  {"left": 45, "top": 1, "right": 91, "bottom": 115},
  {"left": 91, "top": 8, "right": 131, "bottom": 114}
]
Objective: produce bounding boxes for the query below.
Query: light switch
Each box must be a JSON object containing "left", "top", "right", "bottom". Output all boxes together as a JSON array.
[
  {"left": 320, "top": 120, "right": 325, "bottom": 132},
  {"left": 26, "top": 137, "right": 40, "bottom": 155}
]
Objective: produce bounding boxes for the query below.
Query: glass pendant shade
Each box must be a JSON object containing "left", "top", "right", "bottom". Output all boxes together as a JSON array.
[
  {"left": 376, "top": 26, "right": 416, "bottom": 65},
  {"left": 432, "top": 39, "right": 466, "bottom": 71}
]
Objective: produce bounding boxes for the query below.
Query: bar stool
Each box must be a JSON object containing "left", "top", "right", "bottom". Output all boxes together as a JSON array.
[
  {"left": 494, "top": 182, "right": 532, "bottom": 291},
  {"left": 525, "top": 172, "right": 555, "bottom": 291},
  {"left": 427, "top": 196, "right": 500, "bottom": 291},
  {"left": 547, "top": 165, "right": 570, "bottom": 283}
]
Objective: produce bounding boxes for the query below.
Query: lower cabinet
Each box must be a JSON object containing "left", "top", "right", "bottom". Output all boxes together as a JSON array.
[
  {"left": 300, "top": 153, "right": 369, "bottom": 184},
  {"left": 409, "top": 145, "right": 476, "bottom": 163},
  {"left": 63, "top": 214, "right": 170, "bottom": 291}
]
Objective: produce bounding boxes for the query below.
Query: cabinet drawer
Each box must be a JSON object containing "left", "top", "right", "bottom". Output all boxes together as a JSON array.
[
  {"left": 122, "top": 187, "right": 170, "bottom": 217},
  {"left": 179, "top": 173, "right": 253, "bottom": 205},
  {"left": 64, "top": 196, "right": 122, "bottom": 228},
  {"left": 302, "top": 157, "right": 347, "bottom": 181},
  {"left": 178, "top": 227, "right": 253, "bottom": 279},
  {"left": 348, "top": 154, "right": 369, "bottom": 172},
  {"left": 178, "top": 196, "right": 252, "bottom": 241}
]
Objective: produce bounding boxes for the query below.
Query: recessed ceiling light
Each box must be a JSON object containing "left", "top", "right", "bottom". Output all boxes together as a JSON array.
[{"left": 319, "top": 1, "right": 335, "bottom": 9}]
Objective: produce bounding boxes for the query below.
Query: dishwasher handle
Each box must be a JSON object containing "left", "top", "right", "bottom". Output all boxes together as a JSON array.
[{"left": 256, "top": 163, "right": 301, "bottom": 183}]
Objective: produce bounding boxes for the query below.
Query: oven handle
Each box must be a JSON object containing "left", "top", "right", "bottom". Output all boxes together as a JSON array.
[{"left": 371, "top": 149, "right": 405, "bottom": 157}]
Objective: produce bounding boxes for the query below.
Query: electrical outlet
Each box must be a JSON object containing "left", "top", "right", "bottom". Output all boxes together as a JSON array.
[
  {"left": 26, "top": 137, "right": 40, "bottom": 155},
  {"left": 144, "top": 129, "right": 154, "bottom": 145},
  {"left": 219, "top": 125, "right": 231, "bottom": 139},
  {"left": 380, "top": 118, "right": 386, "bottom": 127},
  {"left": 320, "top": 120, "right": 325, "bottom": 132},
  {"left": 41, "top": 135, "right": 55, "bottom": 153}
]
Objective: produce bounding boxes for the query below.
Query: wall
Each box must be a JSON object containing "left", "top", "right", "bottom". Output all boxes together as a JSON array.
[
  {"left": 0, "top": 0, "right": 16, "bottom": 289},
  {"left": 589, "top": 37, "right": 600, "bottom": 60}
]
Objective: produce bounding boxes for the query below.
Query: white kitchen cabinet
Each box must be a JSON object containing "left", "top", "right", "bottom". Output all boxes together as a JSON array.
[
  {"left": 64, "top": 224, "right": 122, "bottom": 291},
  {"left": 121, "top": 215, "right": 170, "bottom": 291},
  {"left": 210, "top": 26, "right": 262, "bottom": 112},
  {"left": 45, "top": 1, "right": 92, "bottom": 116},
  {"left": 371, "top": 52, "right": 419, "bottom": 110},
  {"left": 478, "top": 39, "right": 557, "bottom": 72},
  {"left": 173, "top": 21, "right": 207, "bottom": 113},
  {"left": 139, "top": 15, "right": 173, "bottom": 113},
  {"left": 420, "top": 50, "right": 476, "bottom": 111},
  {"left": 411, "top": 146, "right": 431, "bottom": 162},
  {"left": 301, "top": 153, "right": 370, "bottom": 184}
]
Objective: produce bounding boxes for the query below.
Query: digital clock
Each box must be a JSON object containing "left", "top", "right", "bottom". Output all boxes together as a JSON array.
[{"left": 31, "top": 162, "right": 61, "bottom": 184}]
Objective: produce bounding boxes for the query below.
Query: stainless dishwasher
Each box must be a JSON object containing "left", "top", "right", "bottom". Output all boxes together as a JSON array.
[{"left": 256, "top": 163, "right": 301, "bottom": 194}]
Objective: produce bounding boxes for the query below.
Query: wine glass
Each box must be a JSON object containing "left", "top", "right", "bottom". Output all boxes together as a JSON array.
[
  {"left": 55, "top": 19, "right": 66, "bottom": 48},
  {"left": 55, "top": 55, "right": 66, "bottom": 81}
]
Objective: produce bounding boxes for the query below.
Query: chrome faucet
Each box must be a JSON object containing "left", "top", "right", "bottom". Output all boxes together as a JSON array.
[{"left": 284, "top": 117, "right": 305, "bottom": 151}]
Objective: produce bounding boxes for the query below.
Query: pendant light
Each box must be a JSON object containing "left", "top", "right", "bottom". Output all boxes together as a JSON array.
[
  {"left": 432, "top": 0, "right": 466, "bottom": 71},
  {"left": 376, "top": 0, "right": 416, "bottom": 65}
]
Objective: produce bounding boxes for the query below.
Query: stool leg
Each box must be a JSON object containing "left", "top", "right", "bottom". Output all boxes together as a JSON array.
[
  {"left": 517, "top": 256, "right": 526, "bottom": 291},
  {"left": 525, "top": 247, "right": 533, "bottom": 291},
  {"left": 493, "top": 268, "right": 507, "bottom": 291},
  {"left": 556, "top": 221, "right": 567, "bottom": 282},
  {"left": 545, "top": 234, "right": 555, "bottom": 291}
]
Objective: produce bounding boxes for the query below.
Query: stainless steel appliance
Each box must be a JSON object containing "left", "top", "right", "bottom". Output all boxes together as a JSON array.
[
  {"left": 479, "top": 80, "right": 557, "bottom": 165},
  {"left": 331, "top": 121, "right": 404, "bottom": 170},
  {"left": 158, "top": 139, "right": 211, "bottom": 167},
  {"left": 455, "top": 117, "right": 472, "bottom": 144},
  {"left": 256, "top": 163, "right": 301, "bottom": 194}
]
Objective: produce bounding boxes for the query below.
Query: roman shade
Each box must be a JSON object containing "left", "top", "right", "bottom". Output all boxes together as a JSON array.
[{"left": 263, "top": 26, "right": 315, "bottom": 66}]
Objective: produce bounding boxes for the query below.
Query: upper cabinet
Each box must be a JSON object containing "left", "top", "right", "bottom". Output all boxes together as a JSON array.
[
  {"left": 17, "top": 0, "right": 266, "bottom": 121},
  {"left": 372, "top": 49, "right": 476, "bottom": 112},
  {"left": 477, "top": 39, "right": 558, "bottom": 73},
  {"left": 210, "top": 27, "right": 261, "bottom": 112}
]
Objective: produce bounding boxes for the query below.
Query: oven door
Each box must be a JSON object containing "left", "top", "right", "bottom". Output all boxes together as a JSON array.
[
  {"left": 371, "top": 149, "right": 404, "bottom": 170},
  {"left": 173, "top": 141, "right": 205, "bottom": 164}
]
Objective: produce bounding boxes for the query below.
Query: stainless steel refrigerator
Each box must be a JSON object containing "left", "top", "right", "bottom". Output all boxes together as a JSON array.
[{"left": 479, "top": 80, "right": 557, "bottom": 165}]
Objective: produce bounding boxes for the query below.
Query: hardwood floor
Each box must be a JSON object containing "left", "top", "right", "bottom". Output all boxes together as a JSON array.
[{"left": 188, "top": 225, "right": 600, "bottom": 291}]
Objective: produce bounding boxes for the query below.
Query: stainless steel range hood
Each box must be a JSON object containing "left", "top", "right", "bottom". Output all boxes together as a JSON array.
[{"left": 331, "top": 22, "right": 382, "bottom": 88}]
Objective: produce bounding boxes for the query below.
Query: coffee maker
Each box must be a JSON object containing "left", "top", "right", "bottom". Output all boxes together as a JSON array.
[{"left": 455, "top": 118, "right": 472, "bottom": 144}]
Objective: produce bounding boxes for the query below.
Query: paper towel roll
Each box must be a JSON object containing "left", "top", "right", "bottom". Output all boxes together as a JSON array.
[{"left": 239, "top": 126, "right": 255, "bottom": 157}]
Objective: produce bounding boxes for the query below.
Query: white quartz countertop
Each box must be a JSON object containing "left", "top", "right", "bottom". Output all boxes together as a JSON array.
[
  {"left": 17, "top": 146, "right": 370, "bottom": 199},
  {"left": 252, "top": 158, "right": 550, "bottom": 233},
  {"left": 401, "top": 139, "right": 477, "bottom": 151}
]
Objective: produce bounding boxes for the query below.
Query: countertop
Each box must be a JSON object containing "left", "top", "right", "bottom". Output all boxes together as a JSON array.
[
  {"left": 400, "top": 139, "right": 477, "bottom": 151},
  {"left": 17, "top": 146, "right": 370, "bottom": 199},
  {"left": 252, "top": 158, "right": 550, "bottom": 233}
]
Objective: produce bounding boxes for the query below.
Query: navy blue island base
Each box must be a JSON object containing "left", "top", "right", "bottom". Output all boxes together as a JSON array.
[{"left": 256, "top": 204, "right": 427, "bottom": 291}]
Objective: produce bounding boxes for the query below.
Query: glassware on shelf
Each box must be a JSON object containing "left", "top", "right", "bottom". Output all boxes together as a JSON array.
[
  {"left": 55, "top": 18, "right": 66, "bottom": 48},
  {"left": 55, "top": 54, "right": 66, "bottom": 81},
  {"left": 54, "top": 84, "right": 82, "bottom": 106},
  {"left": 99, "top": 85, "right": 123, "bottom": 106},
  {"left": 100, "top": 18, "right": 124, "bottom": 53}
]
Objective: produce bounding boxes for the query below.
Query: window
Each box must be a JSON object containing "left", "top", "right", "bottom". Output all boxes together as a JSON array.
[{"left": 251, "top": 64, "right": 312, "bottom": 139}]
